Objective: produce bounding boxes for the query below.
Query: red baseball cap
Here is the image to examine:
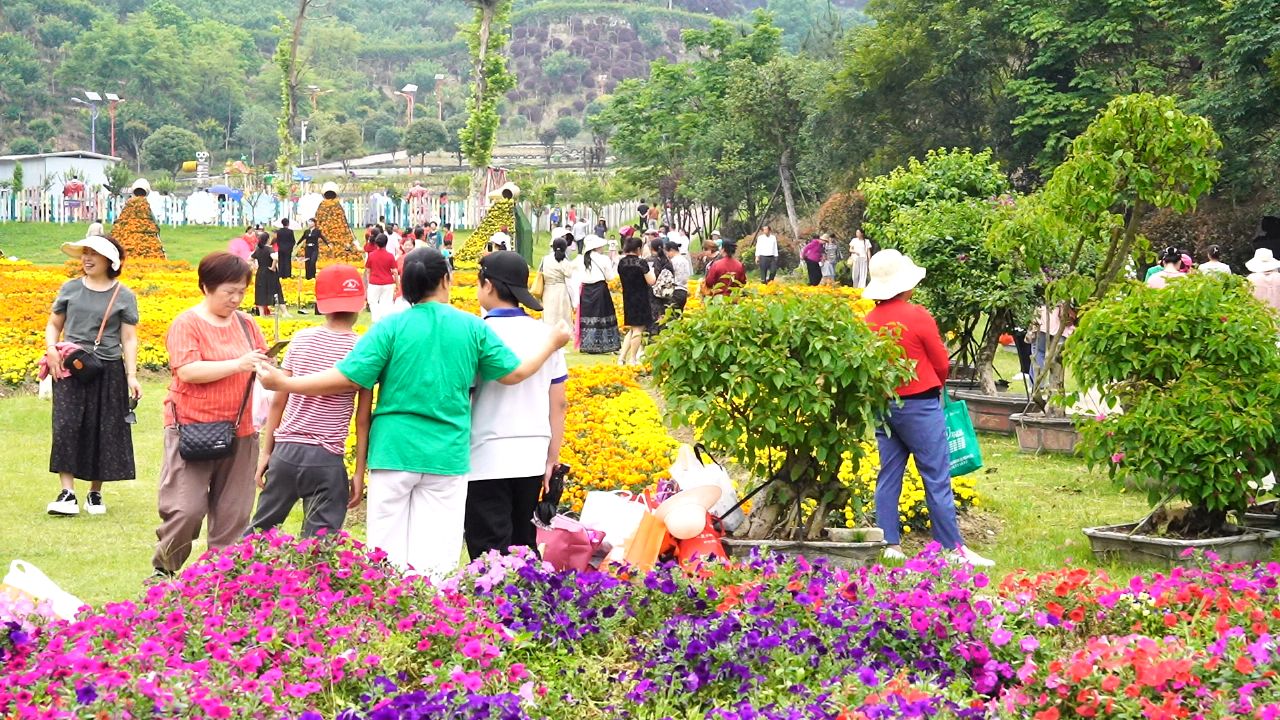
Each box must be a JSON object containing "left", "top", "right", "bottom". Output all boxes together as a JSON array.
[{"left": 315, "top": 264, "right": 366, "bottom": 314}]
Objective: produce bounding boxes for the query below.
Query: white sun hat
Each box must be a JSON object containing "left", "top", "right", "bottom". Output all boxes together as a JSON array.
[
  {"left": 321, "top": 181, "right": 340, "bottom": 197},
  {"left": 130, "top": 177, "right": 150, "bottom": 195},
  {"left": 61, "top": 236, "right": 122, "bottom": 271},
  {"left": 1246, "top": 248, "right": 1280, "bottom": 273},
  {"left": 862, "top": 249, "right": 927, "bottom": 301},
  {"left": 582, "top": 234, "right": 608, "bottom": 253}
]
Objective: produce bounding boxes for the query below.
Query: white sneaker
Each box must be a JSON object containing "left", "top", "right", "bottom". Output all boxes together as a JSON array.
[
  {"left": 47, "top": 490, "right": 79, "bottom": 516},
  {"left": 85, "top": 491, "right": 106, "bottom": 516},
  {"left": 881, "top": 547, "right": 907, "bottom": 562},
  {"left": 955, "top": 546, "right": 995, "bottom": 568}
]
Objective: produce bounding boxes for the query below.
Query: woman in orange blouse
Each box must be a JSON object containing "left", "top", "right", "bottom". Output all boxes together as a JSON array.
[{"left": 152, "top": 252, "right": 269, "bottom": 578}]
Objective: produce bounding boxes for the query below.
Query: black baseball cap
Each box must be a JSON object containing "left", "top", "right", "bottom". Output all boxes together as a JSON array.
[{"left": 479, "top": 251, "right": 543, "bottom": 312}]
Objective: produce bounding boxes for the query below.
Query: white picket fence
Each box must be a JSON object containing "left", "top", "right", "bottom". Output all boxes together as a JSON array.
[
  {"left": 0, "top": 188, "right": 712, "bottom": 239},
  {"left": 0, "top": 188, "right": 478, "bottom": 230}
]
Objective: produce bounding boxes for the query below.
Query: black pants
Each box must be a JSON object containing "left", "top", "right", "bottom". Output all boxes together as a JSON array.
[
  {"left": 805, "top": 259, "right": 821, "bottom": 286},
  {"left": 758, "top": 255, "right": 778, "bottom": 283},
  {"left": 249, "top": 442, "right": 349, "bottom": 537},
  {"left": 277, "top": 241, "right": 295, "bottom": 278},
  {"left": 464, "top": 475, "right": 541, "bottom": 558}
]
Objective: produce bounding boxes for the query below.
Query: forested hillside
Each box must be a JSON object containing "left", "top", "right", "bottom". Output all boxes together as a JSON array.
[{"left": 0, "top": 0, "right": 866, "bottom": 172}]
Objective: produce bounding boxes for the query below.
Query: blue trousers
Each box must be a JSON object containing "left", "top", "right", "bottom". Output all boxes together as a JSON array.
[{"left": 874, "top": 396, "right": 964, "bottom": 549}]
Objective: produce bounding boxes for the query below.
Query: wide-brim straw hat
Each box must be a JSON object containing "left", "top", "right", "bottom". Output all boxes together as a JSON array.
[
  {"left": 582, "top": 235, "right": 608, "bottom": 253},
  {"left": 862, "top": 249, "right": 927, "bottom": 300}
]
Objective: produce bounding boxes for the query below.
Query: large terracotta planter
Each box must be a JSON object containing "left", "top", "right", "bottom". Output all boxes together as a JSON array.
[
  {"left": 1011, "top": 413, "right": 1079, "bottom": 455},
  {"left": 722, "top": 538, "right": 887, "bottom": 569},
  {"left": 1082, "top": 523, "right": 1280, "bottom": 568},
  {"left": 953, "top": 391, "right": 1034, "bottom": 436}
]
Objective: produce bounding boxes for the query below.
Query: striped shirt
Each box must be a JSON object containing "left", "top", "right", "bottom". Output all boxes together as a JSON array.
[
  {"left": 164, "top": 310, "right": 268, "bottom": 436},
  {"left": 274, "top": 327, "right": 360, "bottom": 455}
]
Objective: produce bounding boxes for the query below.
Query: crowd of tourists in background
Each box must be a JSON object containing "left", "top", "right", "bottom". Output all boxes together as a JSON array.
[{"left": 50, "top": 201, "right": 1280, "bottom": 579}]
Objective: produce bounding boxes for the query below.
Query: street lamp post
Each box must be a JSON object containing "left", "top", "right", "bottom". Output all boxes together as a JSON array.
[
  {"left": 433, "top": 74, "right": 445, "bottom": 122},
  {"left": 300, "top": 120, "right": 309, "bottom": 168},
  {"left": 394, "top": 84, "right": 418, "bottom": 126},
  {"left": 72, "top": 91, "right": 102, "bottom": 154},
  {"left": 305, "top": 84, "right": 332, "bottom": 112},
  {"left": 104, "top": 92, "right": 124, "bottom": 157}
]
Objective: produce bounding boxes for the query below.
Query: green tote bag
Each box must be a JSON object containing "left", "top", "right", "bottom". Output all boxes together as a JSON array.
[{"left": 943, "top": 394, "right": 984, "bottom": 476}]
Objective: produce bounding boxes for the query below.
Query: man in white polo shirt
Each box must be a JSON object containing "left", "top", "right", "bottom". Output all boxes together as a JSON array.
[{"left": 465, "top": 251, "right": 569, "bottom": 557}]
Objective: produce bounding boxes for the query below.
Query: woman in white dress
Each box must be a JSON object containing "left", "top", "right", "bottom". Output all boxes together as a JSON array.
[
  {"left": 538, "top": 236, "right": 575, "bottom": 329},
  {"left": 849, "top": 228, "right": 871, "bottom": 289}
]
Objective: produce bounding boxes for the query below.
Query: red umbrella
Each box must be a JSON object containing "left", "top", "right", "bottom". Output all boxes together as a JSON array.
[{"left": 62, "top": 180, "right": 86, "bottom": 196}]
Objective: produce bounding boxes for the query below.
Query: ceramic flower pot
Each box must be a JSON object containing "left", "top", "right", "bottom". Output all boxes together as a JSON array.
[{"left": 1081, "top": 522, "right": 1280, "bottom": 568}]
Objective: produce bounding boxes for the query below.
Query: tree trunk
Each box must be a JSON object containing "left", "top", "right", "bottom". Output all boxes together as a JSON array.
[
  {"left": 475, "top": 6, "right": 494, "bottom": 101},
  {"left": 975, "top": 309, "right": 1010, "bottom": 395},
  {"left": 286, "top": 0, "right": 310, "bottom": 137},
  {"left": 779, "top": 148, "right": 801, "bottom": 243}
]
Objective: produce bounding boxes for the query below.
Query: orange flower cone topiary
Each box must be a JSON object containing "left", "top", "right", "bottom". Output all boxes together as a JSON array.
[
  {"left": 314, "top": 198, "right": 362, "bottom": 262},
  {"left": 110, "top": 197, "right": 165, "bottom": 259}
]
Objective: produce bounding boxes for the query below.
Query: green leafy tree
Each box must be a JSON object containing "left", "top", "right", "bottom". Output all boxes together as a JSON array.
[
  {"left": 1066, "top": 274, "right": 1280, "bottom": 537},
  {"left": 317, "top": 122, "right": 363, "bottom": 174},
  {"left": 990, "top": 94, "right": 1223, "bottom": 409},
  {"left": 650, "top": 289, "right": 912, "bottom": 540},
  {"left": 542, "top": 50, "right": 589, "bottom": 80},
  {"left": 553, "top": 117, "right": 581, "bottom": 143},
  {"left": 141, "top": 125, "right": 203, "bottom": 174},
  {"left": 232, "top": 106, "right": 279, "bottom": 166},
  {"left": 403, "top": 118, "right": 447, "bottom": 171},
  {"left": 537, "top": 127, "right": 559, "bottom": 164},
  {"left": 8, "top": 137, "right": 40, "bottom": 155},
  {"left": 725, "top": 54, "right": 824, "bottom": 243},
  {"left": 12, "top": 162, "right": 24, "bottom": 194},
  {"left": 444, "top": 113, "right": 467, "bottom": 167}
]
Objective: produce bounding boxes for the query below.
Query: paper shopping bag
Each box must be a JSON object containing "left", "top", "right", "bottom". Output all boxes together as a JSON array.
[{"left": 623, "top": 511, "right": 669, "bottom": 571}]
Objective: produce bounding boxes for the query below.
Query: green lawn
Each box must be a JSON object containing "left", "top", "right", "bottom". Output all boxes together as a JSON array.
[{"left": 0, "top": 220, "right": 544, "bottom": 267}]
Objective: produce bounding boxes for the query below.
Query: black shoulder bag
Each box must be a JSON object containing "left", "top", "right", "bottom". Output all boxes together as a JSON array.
[
  {"left": 171, "top": 315, "right": 256, "bottom": 462},
  {"left": 64, "top": 282, "right": 123, "bottom": 385}
]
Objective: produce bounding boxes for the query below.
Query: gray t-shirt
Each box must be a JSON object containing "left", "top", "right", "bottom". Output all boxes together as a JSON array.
[{"left": 52, "top": 279, "right": 140, "bottom": 360}]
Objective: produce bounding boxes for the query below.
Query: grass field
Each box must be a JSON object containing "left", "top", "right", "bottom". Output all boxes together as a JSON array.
[{"left": 0, "top": 221, "right": 551, "bottom": 266}]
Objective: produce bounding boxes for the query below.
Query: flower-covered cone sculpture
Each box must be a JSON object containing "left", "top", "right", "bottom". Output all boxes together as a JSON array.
[
  {"left": 110, "top": 178, "right": 165, "bottom": 259},
  {"left": 314, "top": 182, "right": 362, "bottom": 262},
  {"left": 455, "top": 182, "right": 520, "bottom": 267}
]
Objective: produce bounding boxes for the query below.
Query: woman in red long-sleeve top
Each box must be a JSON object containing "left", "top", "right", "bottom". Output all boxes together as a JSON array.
[{"left": 864, "top": 250, "right": 993, "bottom": 568}]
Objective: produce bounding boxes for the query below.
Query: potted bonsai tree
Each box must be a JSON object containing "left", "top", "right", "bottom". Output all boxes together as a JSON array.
[
  {"left": 649, "top": 286, "right": 912, "bottom": 566},
  {"left": 1065, "top": 273, "right": 1280, "bottom": 565},
  {"left": 989, "top": 93, "right": 1223, "bottom": 453}
]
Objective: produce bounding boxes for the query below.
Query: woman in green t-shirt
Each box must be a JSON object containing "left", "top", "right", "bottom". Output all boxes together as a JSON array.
[{"left": 257, "top": 248, "right": 570, "bottom": 579}]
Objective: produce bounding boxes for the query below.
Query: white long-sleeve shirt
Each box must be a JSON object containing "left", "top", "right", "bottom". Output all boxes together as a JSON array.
[{"left": 755, "top": 233, "right": 779, "bottom": 257}]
